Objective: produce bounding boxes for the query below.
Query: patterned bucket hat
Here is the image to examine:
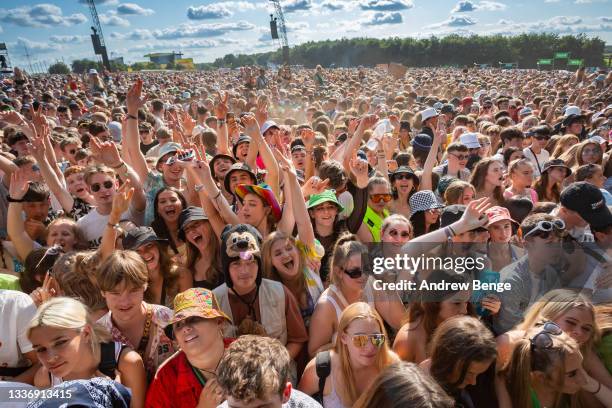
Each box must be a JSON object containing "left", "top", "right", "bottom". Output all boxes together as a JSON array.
[{"left": 167, "top": 288, "right": 232, "bottom": 326}]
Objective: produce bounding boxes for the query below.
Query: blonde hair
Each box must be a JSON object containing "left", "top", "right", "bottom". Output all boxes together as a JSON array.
[
  {"left": 335, "top": 302, "right": 396, "bottom": 406},
  {"left": 381, "top": 214, "right": 412, "bottom": 238},
  {"left": 505, "top": 326, "right": 581, "bottom": 408},
  {"left": 443, "top": 180, "right": 475, "bottom": 205},
  {"left": 28, "top": 297, "right": 111, "bottom": 356},
  {"left": 517, "top": 289, "right": 599, "bottom": 351},
  {"left": 551, "top": 134, "right": 579, "bottom": 159}
]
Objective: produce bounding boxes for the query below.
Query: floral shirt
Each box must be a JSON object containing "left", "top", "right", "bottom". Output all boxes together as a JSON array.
[{"left": 97, "top": 302, "right": 175, "bottom": 381}]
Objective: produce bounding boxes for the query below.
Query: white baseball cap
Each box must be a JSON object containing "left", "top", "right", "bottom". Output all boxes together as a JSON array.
[
  {"left": 420, "top": 107, "right": 439, "bottom": 122},
  {"left": 564, "top": 105, "right": 581, "bottom": 117}
]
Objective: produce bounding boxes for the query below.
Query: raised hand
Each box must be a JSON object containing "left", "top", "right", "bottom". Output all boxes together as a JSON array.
[
  {"left": 30, "top": 272, "right": 58, "bottom": 307},
  {"left": 349, "top": 155, "right": 370, "bottom": 188},
  {"left": 0, "top": 110, "right": 26, "bottom": 126},
  {"left": 180, "top": 110, "right": 196, "bottom": 136},
  {"left": 255, "top": 99, "right": 268, "bottom": 125},
  {"left": 126, "top": 79, "right": 147, "bottom": 114},
  {"left": 459, "top": 197, "right": 492, "bottom": 231},
  {"left": 111, "top": 179, "right": 134, "bottom": 219},
  {"left": 90, "top": 137, "right": 122, "bottom": 168},
  {"left": 241, "top": 114, "right": 260, "bottom": 137},
  {"left": 382, "top": 134, "right": 397, "bottom": 154},
  {"left": 347, "top": 118, "right": 359, "bottom": 136},
  {"left": 389, "top": 114, "right": 400, "bottom": 130},
  {"left": 359, "top": 114, "right": 379, "bottom": 132},
  {"left": 302, "top": 176, "right": 331, "bottom": 197},
  {"left": 215, "top": 91, "right": 229, "bottom": 119},
  {"left": 9, "top": 168, "right": 30, "bottom": 200},
  {"left": 301, "top": 128, "right": 315, "bottom": 149}
]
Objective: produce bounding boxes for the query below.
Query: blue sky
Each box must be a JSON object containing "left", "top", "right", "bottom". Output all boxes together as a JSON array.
[{"left": 0, "top": 0, "right": 610, "bottom": 68}]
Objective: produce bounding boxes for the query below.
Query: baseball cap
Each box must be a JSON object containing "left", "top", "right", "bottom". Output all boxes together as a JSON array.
[
  {"left": 88, "top": 68, "right": 98, "bottom": 75},
  {"left": 564, "top": 106, "right": 581, "bottom": 117},
  {"left": 419, "top": 107, "right": 439, "bottom": 122},
  {"left": 560, "top": 182, "right": 612, "bottom": 228},
  {"left": 260, "top": 120, "right": 279, "bottom": 135},
  {"left": 519, "top": 107, "right": 533, "bottom": 117},
  {"left": 122, "top": 227, "right": 167, "bottom": 250},
  {"left": 461, "top": 97, "right": 473, "bottom": 106},
  {"left": 440, "top": 104, "right": 456, "bottom": 115}
]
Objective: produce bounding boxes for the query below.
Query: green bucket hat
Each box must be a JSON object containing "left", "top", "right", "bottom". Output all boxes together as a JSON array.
[{"left": 307, "top": 189, "right": 344, "bottom": 212}]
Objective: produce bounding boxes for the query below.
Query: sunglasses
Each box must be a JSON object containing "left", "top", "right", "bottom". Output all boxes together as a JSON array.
[
  {"left": 91, "top": 180, "right": 114, "bottom": 192},
  {"left": 523, "top": 219, "right": 565, "bottom": 239},
  {"left": 450, "top": 153, "right": 469, "bottom": 160},
  {"left": 370, "top": 194, "right": 392, "bottom": 203},
  {"left": 349, "top": 333, "right": 386, "bottom": 348},
  {"left": 530, "top": 321, "right": 563, "bottom": 350},
  {"left": 343, "top": 267, "right": 364, "bottom": 279},
  {"left": 534, "top": 135, "right": 550, "bottom": 141},
  {"left": 394, "top": 174, "right": 413, "bottom": 181}
]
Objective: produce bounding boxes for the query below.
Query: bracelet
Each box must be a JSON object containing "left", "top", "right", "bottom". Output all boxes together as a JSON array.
[
  {"left": 107, "top": 222, "right": 120, "bottom": 229},
  {"left": 592, "top": 381, "right": 601, "bottom": 395},
  {"left": 7, "top": 196, "right": 24, "bottom": 203},
  {"left": 127, "top": 114, "right": 137, "bottom": 120},
  {"left": 111, "top": 161, "right": 125, "bottom": 170},
  {"left": 212, "top": 190, "right": 222, "bottom": 199}
]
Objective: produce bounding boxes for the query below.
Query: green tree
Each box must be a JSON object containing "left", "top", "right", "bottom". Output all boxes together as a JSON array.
[
  {"left": 48, "top": 62, "right": 70, "bottom": 74},
  {"left": 71, "top": 59, "right": 103, "bottom": 74}
]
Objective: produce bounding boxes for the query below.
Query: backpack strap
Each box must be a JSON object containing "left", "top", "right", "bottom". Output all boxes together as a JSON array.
[
  {"left": 98, "top": 342, "right": 118, "bottom": 378},
  {"left": 315, "top": 350, "right": 331, "bottom": 403}
]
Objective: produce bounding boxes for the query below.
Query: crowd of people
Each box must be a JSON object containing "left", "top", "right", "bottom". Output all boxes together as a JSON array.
[{"left": 0, "top": 63, "right": 611, "bottom": 407}]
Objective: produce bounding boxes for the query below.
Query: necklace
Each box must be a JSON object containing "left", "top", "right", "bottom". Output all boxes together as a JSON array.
[{"left": 190, "top": 353, "right": 223, "bottom": 386}]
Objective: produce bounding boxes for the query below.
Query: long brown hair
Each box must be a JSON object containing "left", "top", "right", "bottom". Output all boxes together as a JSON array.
[
  {"left": 354, "top": 362, "right": 454, "bottom": 408},
  {"left": 144, "top": 242, "right": 179, "bottom": 304},
  {"left": 469, "top": 157, "right": 505, "bottom": 205},
  {"left": 406, "top": 270, "right": 475, "bottom": 345},
  {"left": 430, "top": 316, "right": 496, "bottom": 395},
  {"left": 183, "top": 219, "right": 221, "bottom": 287},
  {"left": 335, "top": 302, "right": 396, "bottom": 406},
  {"left": 533, "top": 170, "right": 561, "bottom": 203}
]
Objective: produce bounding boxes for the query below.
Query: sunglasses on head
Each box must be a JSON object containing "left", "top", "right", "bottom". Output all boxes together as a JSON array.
[
  {"left": 349, "top": 333, "right": 386, "bottom": 348},
  {"left": 523, "top": 219, "right": 565, "bottom": 239},
  {"left": 91, "top": 180, "right": 114, "bottom": 192},
  {"left": 534, "top": 135, "right": 550, "bottom": 141},
  {"left": 530, "top": 321, "right": 563, "bottom": 350},
  {"left": 343, "top": 267, "right": 364, "bottom": 279},
  {"left": 370, "top": 193, "right": 392, "bottom": 203}
]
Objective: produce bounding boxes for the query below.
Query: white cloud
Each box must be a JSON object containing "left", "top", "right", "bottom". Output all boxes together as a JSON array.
[
  {"left": 116, "top": 3, "right": 155, "bottom": 16},
  {"left": 362, "top": 11, "right": 403, "bottom": 25},
  {"left": 359, "top": 0, "right": 414, "bottom": 11},
  {"left": 49, "top": 35, "right": 87, "bottom": 44},
  {"left": 600, "top": 16, "right": 612, "bottom": 22},
  {"left": 110, "top": 29, "right": 154, "bottom": 40},
  {"left": 152, "top": 21, "right": 255, "bottom": 39},
  {"left": 187, "top": 4, "right": 232, "bottom": 20},
  {"left": 283, "top": 0, "right": 313, "bottom": 13},
  {"left": 0, "top": 4, "right": 88, "bottom": 28},
  {"left": 79, "top": 0, "right": 119, "bottom": 5},
  {"left": 429, "top": 15, "right": 478, "bottom": 28},
  {"left": 15, "top": 37, "right": 62, "bottom": 54},
  {"left": 452, "top": 0, "right": 506, "bottom": 12},
  {"left": 100, "top": 14, "right": 130, "bottom": 27},
  {"left": 481, "top": 15, "right": 612, "bottom": 35}
]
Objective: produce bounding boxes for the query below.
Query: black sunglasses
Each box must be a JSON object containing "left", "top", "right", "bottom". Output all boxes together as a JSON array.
[
  {"left": 531, "top": 321, "right": 563, "bottom": 350},
  {"left": 91, "top": 180, "right": 114, "bottom": 192},
  {"left": 344, "top": 267, "right": 364, "bottom": 279},
  {"left": 394, "top": 174, "right": 413, "bottom": 181}
]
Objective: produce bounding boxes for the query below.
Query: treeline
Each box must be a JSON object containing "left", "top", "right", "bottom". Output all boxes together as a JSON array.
[{"left": 207, "top": 33, "right": 605, "bottom": 69}]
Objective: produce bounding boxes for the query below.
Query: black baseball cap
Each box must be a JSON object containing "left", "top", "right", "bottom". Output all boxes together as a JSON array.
[
  {"left": 122, "top": 227, "right": 167, "bottom": 250},
  {"left": 560, "top": 182, "right": 612, "bottom": 228},
  {"left": 178, "top": 206, "right": 208, "bottom": 241}
]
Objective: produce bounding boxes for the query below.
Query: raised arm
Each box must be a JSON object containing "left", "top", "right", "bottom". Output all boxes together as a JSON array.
[
  {"left": 401, "top": 197, "right": 492, "bottom": 258},
  {"left": 419, "top": 124, "right": 443, "bottom": 192},
  {"left": 28, "top": 132, "right": 74, "bottom": 213},
  {"left": 125, "top": 79, "right": 150, "bottom": 182},
  {"left": 99, "top": 180, "right": 134, "bottom": 262},
  {"left": 215, "top": 92, "right": 230, "bottom": 155},
  {"left": 7, "top": 169, "right": 36, "bottom": 261},
  {"left": 89, "top": 138, "right": 146, "bottom": 212},
  {"left": 243, "top": 114, "right": 280, "bottom": 198}
]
